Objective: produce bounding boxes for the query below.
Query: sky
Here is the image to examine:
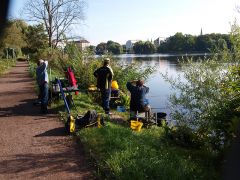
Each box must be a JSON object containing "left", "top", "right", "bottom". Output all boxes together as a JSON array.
[{"left": 8, "top": 0, "right": 240, "bottom": 45}]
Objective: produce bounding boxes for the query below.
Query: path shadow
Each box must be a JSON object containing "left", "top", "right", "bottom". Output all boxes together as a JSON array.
[
  {"left": 5, "top": 79, "right": 34, "bottom": 84},
  {"left": 34, "top": 127, "right": 67, "bottom": 137},
  {"left": 0, "top": 99, "right": 56, "bottom": 117},
  {"left": 0, "top": 90, "right": 33, "bottom": 97}
]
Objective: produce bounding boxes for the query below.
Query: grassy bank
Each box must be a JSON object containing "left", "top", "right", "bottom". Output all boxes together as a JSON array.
[
  {"left": 77, "top": 120, "right": 219, "bottom": 179},
  {"left": 0, "top": 59, "right": 16, "bottom": 76}
]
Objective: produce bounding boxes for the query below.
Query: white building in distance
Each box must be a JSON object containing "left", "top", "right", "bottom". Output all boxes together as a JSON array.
[
  {"left": 126, "top": 40, "right": 139, "bottom": 52},
  {"left": 74, "top": 39, "right": 90, "bottom": 51},
  {"left": 52, "top": 39, "right": 90, "bottom": 51}
]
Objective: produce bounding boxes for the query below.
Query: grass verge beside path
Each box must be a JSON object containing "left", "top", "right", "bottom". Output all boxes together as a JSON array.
[{"left": 0, "top": 58, "right": 16, "bottom": 76}]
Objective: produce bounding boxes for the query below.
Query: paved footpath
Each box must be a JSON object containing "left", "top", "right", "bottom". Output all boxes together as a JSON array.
[{"left": 0, "top": 61, "right": 94, "bottom": 180}]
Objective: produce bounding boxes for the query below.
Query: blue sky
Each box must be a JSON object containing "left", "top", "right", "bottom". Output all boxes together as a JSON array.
[{"left": 9, "top": 0, "right": 239, "bottom": 45}]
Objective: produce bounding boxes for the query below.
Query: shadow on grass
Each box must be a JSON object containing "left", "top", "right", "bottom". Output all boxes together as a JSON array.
[{"left": 0, "top": 99, "right": 43, "bottom": 117}]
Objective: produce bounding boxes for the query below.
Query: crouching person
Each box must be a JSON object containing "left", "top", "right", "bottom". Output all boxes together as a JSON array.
[{"left": 126, "top": 79, "right": 151, "bottom": 120}]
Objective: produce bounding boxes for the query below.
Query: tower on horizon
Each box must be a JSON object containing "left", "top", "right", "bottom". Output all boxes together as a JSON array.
[{"left": 200, "top": 28, "right": 203, "bottom": 36}]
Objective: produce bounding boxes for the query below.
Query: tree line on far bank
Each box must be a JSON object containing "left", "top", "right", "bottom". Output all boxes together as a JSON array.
[{"left": 95, "top": 32, "right": 231, "bottom": 55}]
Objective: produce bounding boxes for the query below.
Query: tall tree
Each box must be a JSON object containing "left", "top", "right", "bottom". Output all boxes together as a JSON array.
[
  {"left": 23, "top": 0, "right": 86, "bottom": 47},
  {"left": 96, "top": 42, "right": 107, "bottom": 55},
  {"left": 106, "top": 40, "right": 123, "bottom": 54},
  {"left": 22, "top": 24, "right": 48, "bottom": 54},
  {"left": 133, "top": 41, "right": 155, "bottom": 54}
]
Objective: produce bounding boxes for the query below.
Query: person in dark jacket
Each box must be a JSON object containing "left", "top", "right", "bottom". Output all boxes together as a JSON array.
[
  {"left": 94, "top": 58, "right": 114, "bottom": 114},
  {"left": 126, "top": 79, "right": 150, "bottom": 113},
  {"left": 36, "top": 59, "right": 49, "bottom": 114}
]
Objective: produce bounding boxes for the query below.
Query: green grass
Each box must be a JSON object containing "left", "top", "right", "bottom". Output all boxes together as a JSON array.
[
  {"left": 0, "top": 59, "right": 16, "bottom": 76},
  {"left": 77, "top": 123, "right": 219, "bottom": 180}
]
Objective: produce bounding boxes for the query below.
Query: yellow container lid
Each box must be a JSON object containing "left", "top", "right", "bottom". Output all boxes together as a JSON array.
[{"left": 111, "top": 80, "right": 119, "bottom": 89}]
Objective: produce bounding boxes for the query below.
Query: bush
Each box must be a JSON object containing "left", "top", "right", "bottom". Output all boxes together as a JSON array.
[{"left": 162, "top": 22, "right": 240, "bottom": 152}]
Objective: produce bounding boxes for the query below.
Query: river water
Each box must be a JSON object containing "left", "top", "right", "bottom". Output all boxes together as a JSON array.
[{"left": 115, "top": 53, "right": 206, "bottom": 117}]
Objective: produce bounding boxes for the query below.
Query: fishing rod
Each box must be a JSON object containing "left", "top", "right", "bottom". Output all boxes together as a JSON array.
[
  {"left": 147, "top": 95, "right": 162, "bottom": 98},
  {"left": 151, "top": 107, "right": 167, "bottom": 109}
]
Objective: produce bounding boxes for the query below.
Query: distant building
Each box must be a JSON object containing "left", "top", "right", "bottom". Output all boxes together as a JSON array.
[
  {"left": 52, "top": 38, "right": 90, "bottom": 51},
  {"left": 126, "top": 40, "right": 139, "bottom": 53},
  {"left": 74, "top": 39, "right": 90, "bottom": 51}
]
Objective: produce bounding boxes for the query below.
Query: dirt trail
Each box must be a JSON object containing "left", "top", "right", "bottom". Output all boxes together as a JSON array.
[{"left": 0, "top": 61, "right": 94, "bottom": 179}]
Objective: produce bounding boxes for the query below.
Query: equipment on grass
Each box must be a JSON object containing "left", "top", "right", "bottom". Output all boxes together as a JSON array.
[
  {"left": 57, "top": 79, "right": 104, "bottom": 134},
  {"left": 130, "top": 111, "right": 143, "bottom": 132},
  {"left": 130, "top": 120, "right": 143, "bottom": 132}
]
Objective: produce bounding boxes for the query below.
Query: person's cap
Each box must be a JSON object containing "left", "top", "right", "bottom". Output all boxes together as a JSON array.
[
  {"left": 39, "top": 59, "right": 44, "bottom": 64},
  {"left": 104, "top": 58, "right": 110, "bottom": 63}
]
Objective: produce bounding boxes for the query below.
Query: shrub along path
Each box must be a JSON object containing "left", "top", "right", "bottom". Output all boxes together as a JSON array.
[{"left": 0, "top": 60, "right": 94, "bottom": 179}]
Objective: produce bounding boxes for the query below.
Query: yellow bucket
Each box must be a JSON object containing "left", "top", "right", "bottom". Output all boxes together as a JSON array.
[{"left": 130, "top": 120, "right": 143, "bottom": 132}]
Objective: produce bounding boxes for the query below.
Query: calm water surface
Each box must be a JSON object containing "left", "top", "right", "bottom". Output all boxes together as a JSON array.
[{"left": 115, "top": 53, "right": 206, "bottom": 117}]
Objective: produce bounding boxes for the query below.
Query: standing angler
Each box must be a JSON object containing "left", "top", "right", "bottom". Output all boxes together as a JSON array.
[
  {"left": 36, "top": 59, "right": 49, "bottom": 114},
  {"left": 94, "top": 58, "right": 114, "bottom": 115}
]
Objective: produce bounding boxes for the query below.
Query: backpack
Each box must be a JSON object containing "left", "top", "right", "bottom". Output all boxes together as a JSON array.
[{"left": 65, "top": 110, "right": 105, "bottom": 134}]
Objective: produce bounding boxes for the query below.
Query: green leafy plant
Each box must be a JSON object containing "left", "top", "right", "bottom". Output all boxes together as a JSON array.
[{"left": 162, "top": 22, "right": 240, "bottom": 152}]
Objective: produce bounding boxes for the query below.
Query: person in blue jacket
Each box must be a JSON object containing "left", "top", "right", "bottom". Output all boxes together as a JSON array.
[
  {"left": 36, "top": 59, "right": 49, "bottom": 114},
  {"left": 126, "top": 79, "right": 150, "bottom": 113}
]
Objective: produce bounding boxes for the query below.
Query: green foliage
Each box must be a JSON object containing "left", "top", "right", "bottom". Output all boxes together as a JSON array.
[
  {"left": 119, "top": 92, "right": 130, "bottom": 108},
  {"left": 0, "top": 19, "right": 28, "bottom": 57},
  {"left": 107, "top": 40, "right": 123, "bottom": 55},
  {"left": 163, "top": 23, "right": 240, "bottom": 152},
  {"left": 96, "top": 42, "right": 107, "bottom": 55},
  {"left": 0, "top": 59, "right": 16, "bottom": 76},
  {"left": 96, "top": 41, "right": 123, "bottom": 55},
  {"left": 87, "top": 45, "right": 96, "bottom": 54},
  {"left": 113, "top": 61, "right": 155, "bottom": 93},
  {"left": 167, "top": 126, "right": 202, "bottom": 148},
  {"left": 158, "top": 32, "right": 231, "bottom": 53},
  {"left": 22, "top": 24, "right": 48, "bottom": 55},
  {"left": 133, "top": 41, "right": 156, "bottom": 54}
]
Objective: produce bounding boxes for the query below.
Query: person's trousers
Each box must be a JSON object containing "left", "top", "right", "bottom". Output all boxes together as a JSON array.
[
  {"left": 39, "top": 83, "right": 49, "bottom": 113},
  {"left": 100, "top": 89, "right": 111, "bottom": 114}
]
